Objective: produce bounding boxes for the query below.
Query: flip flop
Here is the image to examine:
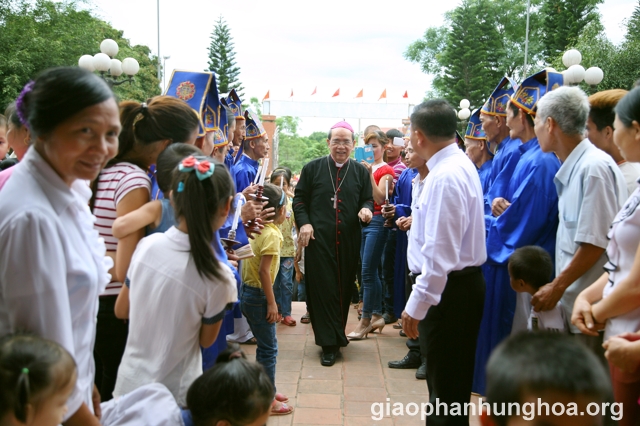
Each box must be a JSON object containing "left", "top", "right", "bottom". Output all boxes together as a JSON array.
[
  {"left": 282, "top": 316, "right": 297, "bottom": 326},
  {"left": 239, "top": 337, "right": 257, "bottom": 345},
  {"left": 393, "top": 321, "right": 403, "bottom": 329},
  {"left": 301, "top": 313, "right": 311, "bottom": 324},
  {"left": 271, "top": 401, "right": 294, "bottom": 416}
]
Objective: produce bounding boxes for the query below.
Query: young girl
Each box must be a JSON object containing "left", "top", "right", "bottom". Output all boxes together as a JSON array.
[
  {"left": 270, "top": 167, "right": 297, "bottom": 326},
  {"left": 241, "top": 183, "right": 293, "bottom": 415},
  {"left": 111, "top": 143, "right": 203, "bottom": 240},
  {"left": 99, "top": 344, "right": 273, "bottom": 426},
  {"left": 113, "top": 155, "right": 238, "bottom": 407},
  {"left": 0, "top": 334, "right": 77, "bottom": 426}
]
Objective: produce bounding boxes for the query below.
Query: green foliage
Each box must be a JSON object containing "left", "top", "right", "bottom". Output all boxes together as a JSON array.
[
  {"left": 540, "top": 0, "right": 602, "bottom": 62},
  {"left": 207, "top": 15, "right": 244, "bottom": 98},
  {"left": 627, "top": 1, "right": 640, "bottom": 44},
  {"left": 249, "top": 97, "right": 262, "bottom": 116},
  {"left": 275, "top": 120, "right": 328, "bottom": 174},
  {"left": 405, "top": 0, "right": 546, "bottom": 108},
  {"left": 554, "top": 17, "right": 640, "bottom": 92},
  {"left": 0, "top": 0, "right": 160, "bottom": 110}
]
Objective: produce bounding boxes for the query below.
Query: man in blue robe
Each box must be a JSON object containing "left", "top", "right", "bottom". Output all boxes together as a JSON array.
[
  {"left": 480, "top": 77, "right": 522, "bottom": 216},
  {"left": 473, "top": 70, "right": 564, "bottom": 395},
  {"left": 231, "top": 109, "right": 269, "bottom": 192},
  {"left": 464, "top": 109, "right": 493, "bottom": 194}
]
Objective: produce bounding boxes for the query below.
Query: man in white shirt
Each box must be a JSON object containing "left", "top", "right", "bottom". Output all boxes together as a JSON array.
[
  {"left": 402, "top": 100, "right": 487, "bottom": 426},
  {"left": 533, "top": 86, "right": 626, "bottom": 356}
]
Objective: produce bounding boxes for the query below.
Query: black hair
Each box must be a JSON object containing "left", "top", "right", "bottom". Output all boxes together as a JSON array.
[
  {"left": 262, "top": 183, "right": 286, "bottom": 216},
  {"left": 4, "top": 103, "right": 21, "bottom": 129},
  {"left": 0, "top": 334, "right": 76, "bottom": 422},
  {"left": 172, "top": 156, "right": 234, "bottom": 280},
  {"left": 113, "top": 96, "right": 200, "bottom": 169},
  {"left": 508, "top": 246, "right": 553, "bottom": 290},
  {"left": 19, "top": 67, "right": 114, "bottom": 139},
  {"left": 186, "top": 348, "right": 273, "bottom": 426},
  {"left": 410, "top": 100, "right": 458, "bottom": 141},
  {"left": 156, "top": 143, "right": 203, "bottom": 194},
  {"left": 615, "top": 87, "right": 640, "bottom": 128},
  {"left": 486, "top": 333, "right": 612, "bottom": 426},
  {"left": 508, "top": 101, "right": 535, "bottom": 128},
  {"left": 270, "top": 166, "right": 292, "bottom": 187},
  {"left": 386, "top": 129, "right": 403, "bottom": 139}
]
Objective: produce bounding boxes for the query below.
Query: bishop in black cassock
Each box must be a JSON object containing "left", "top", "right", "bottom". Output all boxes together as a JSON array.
[{"left": 294, "top": 121, "right": 373, "bottom": 366}]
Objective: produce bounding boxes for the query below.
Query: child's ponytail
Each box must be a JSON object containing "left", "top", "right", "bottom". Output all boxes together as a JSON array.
[
  {"left": 171, "top": 156, "right": 234, "bottom": 280},
  {"left": 0, "top": 334, "right": 76, "bottom": 422}
]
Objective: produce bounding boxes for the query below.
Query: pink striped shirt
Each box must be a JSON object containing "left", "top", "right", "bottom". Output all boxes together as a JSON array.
[{"left": 94, "top": 162, "right": 150, "bottom": 295}]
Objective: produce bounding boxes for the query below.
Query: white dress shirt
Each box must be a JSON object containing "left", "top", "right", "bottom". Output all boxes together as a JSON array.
[
  {"left": 554, "top": 139, "right": 626, "bottom": 333},
  {"left": 0, "top": 148, "right": 113, "bottom": 420},
  {"left": 406, "top": 143, "right": 487, "bottom": 320}
]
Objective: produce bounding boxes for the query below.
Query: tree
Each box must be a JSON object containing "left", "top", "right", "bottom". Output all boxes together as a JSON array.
[
  {"left": 0, "top": 0, "right": 161, "bottom": 109},
  {"left": 405, "top": 0, "right": 546, "bottom": 107},
  {"left": 540, "top": 0, "right": 603, "bottom": 62},
  {"left": 207, "top": 15, "right": 244, "bottom": 98},
  {"left": 627, "top": 1, "right": 640, "bottom": 44}
]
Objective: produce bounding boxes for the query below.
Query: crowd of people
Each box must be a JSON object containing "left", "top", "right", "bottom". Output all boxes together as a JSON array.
[{"left": 2, "top": 63, "right": 640, "bottom": 426}]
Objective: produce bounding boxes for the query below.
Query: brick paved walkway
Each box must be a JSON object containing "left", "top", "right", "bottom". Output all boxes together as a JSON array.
[{"left": 241, "top": 302, "right": 482, "bottom": 425}]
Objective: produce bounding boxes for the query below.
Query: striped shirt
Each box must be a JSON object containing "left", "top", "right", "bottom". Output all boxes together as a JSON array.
[{"left": 94, "top": 162, "right": 150, "bottom": 296}]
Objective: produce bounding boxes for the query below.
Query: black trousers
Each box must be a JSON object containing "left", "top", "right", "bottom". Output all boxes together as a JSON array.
[
  {"left": 94, "top": 295, "right": 128, "bottom": 402},
  {"left": 419, "top": 267, "right": 485, "bottom": 426},
  {"left": 382, "top": 229, "right": 397, "bottom": 315},
  {"left": 406, "top": 271, "right": 423, "bottom": 359}
]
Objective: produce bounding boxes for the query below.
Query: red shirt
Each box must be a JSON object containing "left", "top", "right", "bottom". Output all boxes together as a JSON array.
[{"left": 372, "top": 163, "right": 395, "bottom": 213}]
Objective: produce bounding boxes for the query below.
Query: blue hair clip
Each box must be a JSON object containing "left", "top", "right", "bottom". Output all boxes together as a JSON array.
[
  {"left": 177, "top": 181, "right": 185, "bottom": 193},
  {"left": 279, "top": 189, "right": 286, "bottom": 206}
]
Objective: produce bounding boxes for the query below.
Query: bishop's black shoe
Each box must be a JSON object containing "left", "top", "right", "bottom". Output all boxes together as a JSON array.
[
  {"left": 321, "top": 346, "right": 338, "bottom": 367},
  {"left": 415, "top": 358, "right": 427, "bottom": 380},
  {"left": 388, "top": 353, "right": 421, "bottom": 369}
]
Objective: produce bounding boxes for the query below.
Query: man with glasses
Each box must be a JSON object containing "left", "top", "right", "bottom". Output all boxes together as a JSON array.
[{"left": 294, "top": 121, "right": 374, "bottom": 366}]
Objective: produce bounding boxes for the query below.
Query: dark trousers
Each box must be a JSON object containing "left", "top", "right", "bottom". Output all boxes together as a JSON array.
[
  {"left": 94, "top": 295, "right": 128, "bottom": 402},
  {"left": 406, "top": 271, "right": 423, "bottom": 359},
  {"left": 382, "top": 230, "right": 397, "bottom": 315},
  {"left": 419, "top": 267, "right": 485, "bottom": 426}
]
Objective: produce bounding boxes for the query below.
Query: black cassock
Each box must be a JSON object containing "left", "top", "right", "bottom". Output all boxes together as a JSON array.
[{"left": 293, "top": 156, "right": 373, "bottom": 348}]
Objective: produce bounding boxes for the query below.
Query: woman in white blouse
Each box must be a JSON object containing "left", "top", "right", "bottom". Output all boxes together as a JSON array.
[
  {"left": 572, "top": 87, "right": 640, "bottom": 426},
  {"left": 0, "top": 67, "right": 119, "bottom": 426}
]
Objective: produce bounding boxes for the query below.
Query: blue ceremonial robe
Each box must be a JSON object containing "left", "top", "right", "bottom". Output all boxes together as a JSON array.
[
  {"left": 484, "top": 136, "right": 521, "bottom": 216},
  {"left": 224, "top": 151, "right": 235, "bottom": 170},
  {"left": 231, "top": 154, "right": 259, "bottom": 192},
  {"left": 391, "top": 168, "right": 418, "bottom": 317},
  {"left": 478, "top": 159, "right": 493, "bottom": 195},
  {"left": 473, "top": 137, "right": 560, "bottom": 395}
]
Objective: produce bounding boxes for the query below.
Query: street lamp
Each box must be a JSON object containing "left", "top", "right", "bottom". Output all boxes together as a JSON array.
[
  {"left": 162, "top": 55, "right": 171, "bottom": 90},
  {"left": 560, "top": 49, "right": 603, "bottom": 88},
  {"left": 458, "top": 99, "right": 471, "bottom": 120},
  {"left": 78, "top": 39, "right": 139, "bottom": 86}
]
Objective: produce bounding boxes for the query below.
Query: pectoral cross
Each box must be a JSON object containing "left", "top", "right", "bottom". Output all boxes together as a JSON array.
[{"left": 331, "top": 195, "right": 337, "bottom": 209}]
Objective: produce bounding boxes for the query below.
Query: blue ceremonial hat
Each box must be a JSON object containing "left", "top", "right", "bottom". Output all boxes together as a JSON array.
[
  {"left": 510, "top": 69, "right": 564, "bottom": 116},
  {"left": 165, "top": 70, "right": 223, "bottom": 137},
  {"left": 245, "top": 108, "right": 266, "bottom": 140},
  {"left": 481, "top": 77, "right": 518, "bottom": 117},
  {"left": 211, "top": 105, "right": 228, "bottom": 148},
  {"left": 223, "top": 89, "right": 244, "bottom": 120},
  {"left": 465, "top": 109, "right": 486, "bottom": 140}
]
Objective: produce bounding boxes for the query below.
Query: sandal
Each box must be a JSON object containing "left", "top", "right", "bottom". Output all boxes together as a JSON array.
[
  {"left": 239, "top": 337, "right": 257, "bottom": 345},
  {"left": 275, "top": 392, "right": 289, "bottom": 403},
  {"left": 271, "top": 400, "right": 294, "bottom": 416},
  {"left": 393, "top": 321, "right": 403, "bottom": 329},
  {"left": 281, "top": 316, "right": 297, "bottom": 326},
  {"left": 301, "top": 312, "right": 311, "bottom": 324}
]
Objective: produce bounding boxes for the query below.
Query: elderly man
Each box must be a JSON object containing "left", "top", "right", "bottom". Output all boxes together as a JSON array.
[
  {"left": 465, "top": 109, "right": 493, "bottom": 194},
  {"left": 402, "top": 100, "right": 486, "bottom": 426},
  {"left": 294, "top": 121, "right": 373, "bottom": 366},
  {"left": 533, "top": 86, "right": 626, "bottom": 357}
]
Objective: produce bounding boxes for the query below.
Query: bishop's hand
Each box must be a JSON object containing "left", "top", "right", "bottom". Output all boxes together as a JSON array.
[
  {"left": 299, "top": 224, "right": 315, "bottom": 247},
  {"left": 358, "top": 208, "right": 372, "bottom": 224}
]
